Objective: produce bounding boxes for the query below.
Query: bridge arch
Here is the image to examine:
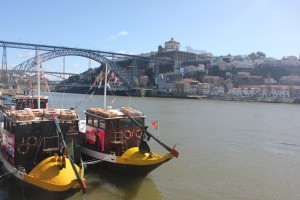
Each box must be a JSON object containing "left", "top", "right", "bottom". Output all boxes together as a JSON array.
[{"left": 8, "top": 49, "right": 133, "bottom": 88}]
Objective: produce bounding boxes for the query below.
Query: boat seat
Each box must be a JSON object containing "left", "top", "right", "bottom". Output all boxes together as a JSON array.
[
  {"left": 110, "top": 141, "right": 123, "bottom": 145},
  {"left": 43, "top": 136, "right": 59, "bottom": 153},
  {"left": 43, "top": 147, "right": 59, "bottom": 152}
]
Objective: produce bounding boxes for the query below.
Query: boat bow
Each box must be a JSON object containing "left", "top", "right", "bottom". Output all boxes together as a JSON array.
[{"left": 24, "top": 155, "right": 85, "bottom": 192}]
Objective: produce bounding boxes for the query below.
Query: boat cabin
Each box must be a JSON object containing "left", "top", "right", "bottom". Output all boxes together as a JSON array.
[
  {"left": 0, "top": 108, "right": 81, "bottom": 173},
  {"left": 82, "top": 107, "right": 145, "bottom": 156},
  {"left": 15, "top": 95, "right": 49, "bottom": 110}
]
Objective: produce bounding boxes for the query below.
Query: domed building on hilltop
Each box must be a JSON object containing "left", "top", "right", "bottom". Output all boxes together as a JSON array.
[
  {"left": 155, "top": 38, "right": 196, "bottom": 62},
  {"left": 164, "top": 37, "right": 180, "bottom": 52}
]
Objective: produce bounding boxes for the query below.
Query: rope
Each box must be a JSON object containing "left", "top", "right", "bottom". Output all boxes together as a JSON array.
[
  {"left": 83, "top": 156, "right": 110, "bottom": 165},
  {"left": 0, "top": 169, "right": 17, "bottom": 179},
  {"left": 72, "top": 86, "right": 95, "bottom": 110},
  {"left": 20, "top": 177, "right": 26, "bottom": 200}
]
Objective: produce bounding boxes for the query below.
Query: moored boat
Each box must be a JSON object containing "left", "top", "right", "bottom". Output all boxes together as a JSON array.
[
  {"left": 0, "top": 108, "right": 86, "bottom": 193},
  {"left": 78, "top": 62, "right": 179, "bottom": 177},
  {"left": 14, "top": 95, "right": 49, "bottom": 110}
]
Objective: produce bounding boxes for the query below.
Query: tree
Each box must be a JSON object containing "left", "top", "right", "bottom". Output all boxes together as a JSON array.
[
  {"left": 248, "top": 51, "right": 266, "bottom": 60},
  {"left": 248, "top": 52, "right": 256, "bottom": 60},
  {"left": 144, "top": 68, "right": 155, "bottom": 86},
  {"left": 256, "top": 51, "right": 266, "bottom": 59}
]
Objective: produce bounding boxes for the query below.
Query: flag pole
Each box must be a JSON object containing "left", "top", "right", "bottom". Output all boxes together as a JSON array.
[
  {"left": 104, "top": 62, "right": 108, "bottom": 109},
  {"left": 157, "top": 120, "right": 159, "bottom": 139}
]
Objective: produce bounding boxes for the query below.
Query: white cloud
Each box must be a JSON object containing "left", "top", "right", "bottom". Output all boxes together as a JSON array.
[
  {"left": 105, "top": 31, "right": 129, "bottom": 42},
  {"left": 117, "top": 31, "right": 128, "bottom": 37}
]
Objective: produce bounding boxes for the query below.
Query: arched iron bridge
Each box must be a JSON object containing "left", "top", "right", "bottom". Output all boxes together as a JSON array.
[
  {"left": 8, "top": 49, "right": 133, "bottom": 88},
  {"left": 1, "top": 40, "right": 175, "bottom": 89}
]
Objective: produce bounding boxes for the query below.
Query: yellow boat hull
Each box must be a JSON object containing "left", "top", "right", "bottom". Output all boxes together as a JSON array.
[
  {"left": 23, "top": 155, "right": 85, "bottom": 192},
  {"left": 104, "top": 147, "right": 173, "bottom": 176}
]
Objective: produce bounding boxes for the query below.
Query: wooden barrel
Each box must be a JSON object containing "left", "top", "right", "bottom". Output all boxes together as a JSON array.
[
  {"left": 43, "top": 109, "right": 60, "bottom": 119},
  {"left": 60, "top": 109, "right": 77, "bottom": 120},
  {"left": 31, "top": 109, "right": 44, "bottom": 117}
]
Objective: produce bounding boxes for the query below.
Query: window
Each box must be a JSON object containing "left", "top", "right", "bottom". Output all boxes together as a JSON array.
[
  {"left": 16, "top": 123, "right": 32, "bottom": 135},
  {"left": 110, "top": 119, "right": 118, "bottom": 130},
  {"left": 87, "top": 115, "right": 93, "bottom": 126},
  {"left": 132, "top": 118, "right": 144, "bottom": 127},
  {"left": 93, "top": 118, "right": 99, "bottom": 127},
  {"left": 99, "top": 119, "right": 106, "bottom": 129},
  {"left": 120, "top": 118, "right": 132, "bottom": 129}
]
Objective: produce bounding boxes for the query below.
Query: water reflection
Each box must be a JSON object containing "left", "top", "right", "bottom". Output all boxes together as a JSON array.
[
  {"left": 1, "top": 165, "right": 161, "bottom": 200},
  {"left": 68, "top": 165, "right": 161, "bottom": 200}
]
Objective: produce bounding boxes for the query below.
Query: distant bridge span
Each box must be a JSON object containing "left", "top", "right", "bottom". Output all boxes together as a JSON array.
[
  {"left": 8, "top": 49, "right": 134, "bottom": 88},
  {"left": 0, "top": 40, "right": 175, "bottom": 62},
  {"left": 8, "top": 70, "right": 77, "bottom": 76},
  {"left": 1, "top": 40, "right": 175, "bottom": 89}
]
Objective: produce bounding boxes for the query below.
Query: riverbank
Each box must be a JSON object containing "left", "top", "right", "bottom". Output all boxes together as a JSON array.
[
  {"left": 208, "top": 95, "right": 297, "bottom": 104},
  {"left": 1, "top": 87, "right": 299, "bottom": 105}
]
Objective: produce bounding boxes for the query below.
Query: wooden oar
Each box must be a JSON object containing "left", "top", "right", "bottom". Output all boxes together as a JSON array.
[
  {"left": 53, "top": 116, "right": 86, "bottom": 193},
  {"left": 126, "top": 114, "right": 179, "bottom": 158}
]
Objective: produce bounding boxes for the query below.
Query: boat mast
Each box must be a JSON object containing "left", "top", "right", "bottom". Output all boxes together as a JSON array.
[
  {"left": 103, "top": 62, "right": 108, "bottom": 109},
  {"left": 36, "top": 49, "right": 41, "bottom": 109}
]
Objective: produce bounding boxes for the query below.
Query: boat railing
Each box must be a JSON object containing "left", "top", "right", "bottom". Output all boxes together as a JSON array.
[
  {"left": 33, "top": 135, "right": 60, "bottom": 164},
  {"left": 43, "top": 136, "right": 60, "bottom": 152},
  {"left": 110, "top": 131, "right": 124, "bottom": 144},
  {"left": 110, "top": 131, "right": 127, "bottom": 154}
]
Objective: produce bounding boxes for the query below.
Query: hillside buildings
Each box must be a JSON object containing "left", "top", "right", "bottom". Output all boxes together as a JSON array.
[{"left": 140, "top": 38, "right": 300, "bottom": 101}]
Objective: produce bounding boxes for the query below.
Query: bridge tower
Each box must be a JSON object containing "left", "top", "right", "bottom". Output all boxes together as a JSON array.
[
  {"left": 1, "top": 46, "right": 7, "bottom": 84},
  {"left": 133, "top": 59, "right": 137, "bottom": 78},
  {"left": 63, "top": 56, "right": 65, "bottom": 79}
]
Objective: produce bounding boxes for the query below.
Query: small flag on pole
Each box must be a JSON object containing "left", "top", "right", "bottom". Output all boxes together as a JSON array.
[{"left": 152, "top": 121, "right": 158, "bottom": 130}]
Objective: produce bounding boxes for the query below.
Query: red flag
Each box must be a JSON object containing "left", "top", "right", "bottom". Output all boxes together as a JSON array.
[
  {"left": 114, "top": 76, "right": 118, "bottom": 83},
  {"left": 152, "top": 121, "right": 158, "bottom": 130},
  {"left": 110, "top": 71, "right": 115, "bottom": 77}
]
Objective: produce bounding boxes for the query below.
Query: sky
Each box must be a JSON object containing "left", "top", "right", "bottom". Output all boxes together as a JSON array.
[{"left": 0, "top": 0, "right": 299, "bottom": 79}]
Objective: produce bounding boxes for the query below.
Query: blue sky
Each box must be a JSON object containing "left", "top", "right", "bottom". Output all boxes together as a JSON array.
[{"left": 0, "top": 0, "right": 299, "bottom": 78}]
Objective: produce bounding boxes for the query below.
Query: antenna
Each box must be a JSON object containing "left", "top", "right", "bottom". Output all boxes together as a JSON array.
[
  {"left": 36, "top": 49, "right": 41, "bottom": 109},
  {"left": 104, "top": 62, "right": 108, "bottom": 109}
]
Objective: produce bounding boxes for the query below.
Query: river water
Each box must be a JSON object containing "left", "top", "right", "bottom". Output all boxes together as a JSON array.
[{"left": 2, "top": 92, "right": 300, "bottom": 200}]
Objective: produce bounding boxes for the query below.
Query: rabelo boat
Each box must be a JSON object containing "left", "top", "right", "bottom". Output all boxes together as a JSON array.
[{"left": 0, "top": 108, "right": 86, "bottom": 193}]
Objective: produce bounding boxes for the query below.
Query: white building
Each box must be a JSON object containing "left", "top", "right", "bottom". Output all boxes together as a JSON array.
[
  {"left": 235, "top": 58, "right": 255, "bottom": 69},
  {"left": 228, "top": 88, "right": 242, "bottom": 96},
  {"left": 183, "top": 64, "right": 205, "bottom": 73},
  {"left": 179, "top": 78, "right": 199, "bottom": 94},
  {"left": 210, "top": 86, "right": 225, "bottom": 96},
  {"left": 202, "top": 83, "right": 211, "bottom": 95},
  {"left": 270, "top": 89, "right": 290, "bottom": 98},
  {"left": 155, "top": 74, "right": 167, "bottom": 89},
  {"left": 241, "top": 88, "right": 260, "bottom": 96}
]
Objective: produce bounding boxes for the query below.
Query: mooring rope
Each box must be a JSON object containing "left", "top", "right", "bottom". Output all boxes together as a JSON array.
[
  {"left": 83, "top": 156, "right": 110, "bottom": 165},
  {"left": 0, "top": 169, "right": 17, "bottom": 179}
]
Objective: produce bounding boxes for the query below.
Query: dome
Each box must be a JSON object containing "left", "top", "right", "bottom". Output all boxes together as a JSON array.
[{"left": 164, "top": 38, "right": 180, "bottom": 51}]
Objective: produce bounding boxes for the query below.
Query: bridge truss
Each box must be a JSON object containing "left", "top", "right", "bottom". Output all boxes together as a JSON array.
[
  {"left": 0, "top": 40, "right": 174, "bottom": 89},
  {"left": 8, "top": 49, "right": 134, "bottom": 88}
]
